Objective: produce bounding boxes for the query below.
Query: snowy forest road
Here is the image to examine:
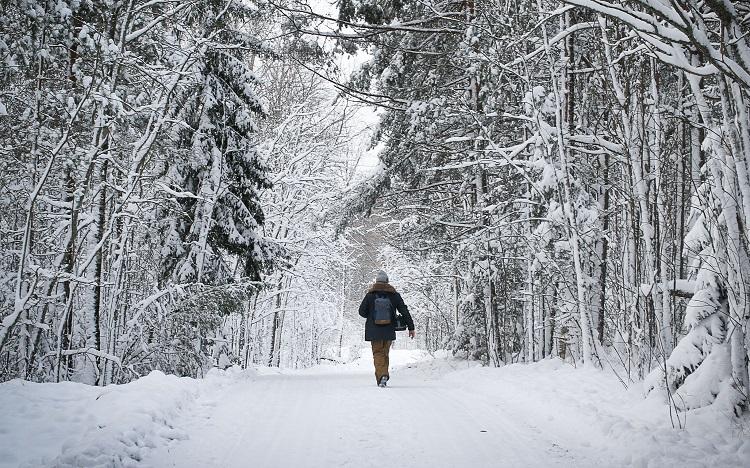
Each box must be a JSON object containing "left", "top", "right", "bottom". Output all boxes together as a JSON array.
[
  {"left": 144, "top": 352, "right": 604, "bottom": 468},
  {"left": 4, "top": 350, "right": 743, "bottom": 467}
]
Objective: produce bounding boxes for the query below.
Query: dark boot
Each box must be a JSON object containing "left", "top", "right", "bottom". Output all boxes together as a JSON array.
[{"left": 378, "top": 375, "right": 389, "bottom": 388}]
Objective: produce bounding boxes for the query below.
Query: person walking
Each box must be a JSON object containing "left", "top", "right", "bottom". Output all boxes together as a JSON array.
[{"left": 358, "top": 270, "right": 415, "bottom": 387}]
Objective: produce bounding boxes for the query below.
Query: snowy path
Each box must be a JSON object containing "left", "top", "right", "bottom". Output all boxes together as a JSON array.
[
  {"left": 142, "top": 351, "right": 612, "bottom": 468},
  {"left": 144, "top": 368, "right": 586, "bottom": 467},
  {"left": 3, "top": 350, "right": 747, "bottom": 467}
]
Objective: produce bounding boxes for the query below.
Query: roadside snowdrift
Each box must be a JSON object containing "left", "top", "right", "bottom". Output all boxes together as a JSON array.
[
  {"left": 0, "top": 367, "right": 256, "bottom": 468},
  {"left": 433, "top": 358, "right": 749, "bottom": 467}
]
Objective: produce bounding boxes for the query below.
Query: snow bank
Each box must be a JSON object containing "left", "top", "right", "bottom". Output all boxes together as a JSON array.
[
  {"left": 431, "top": 358, "right": 750, "bottom": 467},
  {"left": 0, "top": 367, "right": 256, "bottom": 468}
]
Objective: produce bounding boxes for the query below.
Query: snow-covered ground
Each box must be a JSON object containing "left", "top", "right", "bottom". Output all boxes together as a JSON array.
[{"left": 1, "top": 349, "right": 748, "bottom": 467}]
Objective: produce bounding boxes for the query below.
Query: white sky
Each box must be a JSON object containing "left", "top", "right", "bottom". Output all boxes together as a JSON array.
[{"left": 308, "top": 0, "right": 383, "bottom": 175}]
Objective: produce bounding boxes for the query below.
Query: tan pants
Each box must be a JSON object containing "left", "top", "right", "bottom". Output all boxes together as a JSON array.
[{"left": 371, "top": 340, "right": 392, "bottom": 383}]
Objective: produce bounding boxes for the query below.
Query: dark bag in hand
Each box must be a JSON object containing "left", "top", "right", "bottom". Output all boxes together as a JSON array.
[{"left": 394, "top": 314, "right": 407, "bottom": 331}]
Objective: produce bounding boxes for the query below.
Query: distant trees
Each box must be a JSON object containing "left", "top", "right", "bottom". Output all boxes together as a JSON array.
[{"left": 230, "top": 59, "right": 365, "bottom": 369}]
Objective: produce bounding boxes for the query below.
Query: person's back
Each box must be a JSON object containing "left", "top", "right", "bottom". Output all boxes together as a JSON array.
[{"left": 358, "top": 270, "right": 415, "bottom": 387}]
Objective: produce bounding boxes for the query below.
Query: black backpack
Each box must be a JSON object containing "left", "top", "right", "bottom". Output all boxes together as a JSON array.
[{"left": 372, "top": 293, "right": 395, "bottom": 325}]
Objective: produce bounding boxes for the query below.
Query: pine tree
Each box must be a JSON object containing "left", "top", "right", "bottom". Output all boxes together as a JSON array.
[{"left": 157, "top": 1, "right": 279, "bottom": 286}]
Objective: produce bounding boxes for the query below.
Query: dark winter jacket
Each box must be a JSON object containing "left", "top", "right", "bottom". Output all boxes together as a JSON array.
[{"left": 358, "top": 282, "right": 414, "bottom": 342}]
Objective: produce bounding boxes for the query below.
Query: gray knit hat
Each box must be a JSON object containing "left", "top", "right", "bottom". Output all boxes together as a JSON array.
[{"left": 375, "top": 270, "right": 389, "bottom": 283}]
